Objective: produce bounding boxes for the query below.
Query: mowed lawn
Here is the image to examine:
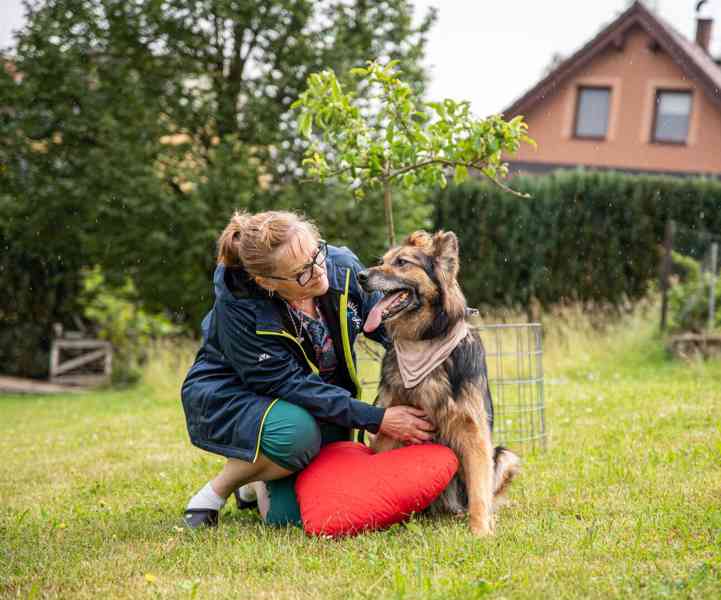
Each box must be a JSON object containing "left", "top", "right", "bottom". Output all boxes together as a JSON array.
[{"left": 1, "top": 321, "right": 720, "bottom": 599}]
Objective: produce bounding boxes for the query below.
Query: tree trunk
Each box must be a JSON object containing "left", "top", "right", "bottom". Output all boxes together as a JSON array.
[{"left": 383, "top": 180, "right": 395, "bottom": 247}]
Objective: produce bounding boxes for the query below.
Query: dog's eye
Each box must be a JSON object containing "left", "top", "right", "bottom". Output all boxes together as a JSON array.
[{"left": 394, "top": 258, "right": 408, "bottom": 267}]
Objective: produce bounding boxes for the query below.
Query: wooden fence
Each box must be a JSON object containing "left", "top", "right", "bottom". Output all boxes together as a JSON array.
[{"left": 49, "top": 338, "right": 112, "bottom": 387}]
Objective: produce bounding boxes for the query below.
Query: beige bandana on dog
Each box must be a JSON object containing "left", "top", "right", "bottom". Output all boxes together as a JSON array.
[{"left": 394, "top": 319, "right": 469, "bottom": 389}]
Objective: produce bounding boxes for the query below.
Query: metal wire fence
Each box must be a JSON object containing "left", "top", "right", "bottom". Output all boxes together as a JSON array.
[
  {"left": 476, "top": 323, "right": 546, "bottom": 452},
  {"left": 356, "top": 321, "right": 546, "bottom": 454}
]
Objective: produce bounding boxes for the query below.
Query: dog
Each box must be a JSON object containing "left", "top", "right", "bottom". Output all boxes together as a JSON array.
[{"left": 358, "top": 230, "right": 520, "bottom": 536}]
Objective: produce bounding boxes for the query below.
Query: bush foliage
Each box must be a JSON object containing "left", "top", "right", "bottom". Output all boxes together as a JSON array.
[
  {"left": 668, "top": 252, "right": 721, "bottom": 333},
  {"left": 81, "top": 268, "right": 182, "bottom": 384},
  {"left": 432, "top": 170, "right": 721, "bottom": 310}
]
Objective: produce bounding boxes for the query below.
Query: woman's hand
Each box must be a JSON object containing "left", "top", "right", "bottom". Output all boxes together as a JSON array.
[{"left": 379, "top": 405, "right": 436, "bottom": 444}]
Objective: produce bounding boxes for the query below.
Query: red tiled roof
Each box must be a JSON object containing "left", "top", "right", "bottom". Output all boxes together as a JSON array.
[{"left": 503, "top": 1, "right": 721, "bottom": 116}]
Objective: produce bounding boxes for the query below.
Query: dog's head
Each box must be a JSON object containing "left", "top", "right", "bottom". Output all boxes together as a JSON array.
[{"left": 358, "top": 230, "right": 467, "bottom": 340}]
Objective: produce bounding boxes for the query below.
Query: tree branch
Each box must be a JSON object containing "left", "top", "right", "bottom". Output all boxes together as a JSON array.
[
  {"left": 482, "top": 172, "right": 531, "bottom": 198},
  {"left": 386, "top": 157, "right": 453, "bottom": 179},
  {"left": 298, "top": 163, "right": 370, "bottom": 183},
  {"left": 387, "top": 157, "right": 530, "bottom": 198},
  {"left": 165, "top": 176, "right": 186, "bottom": 198}
]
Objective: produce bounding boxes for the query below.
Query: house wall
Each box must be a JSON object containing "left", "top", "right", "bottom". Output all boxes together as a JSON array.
[{"left": 509, "top": 25, "right": 721, "bottom": 175}]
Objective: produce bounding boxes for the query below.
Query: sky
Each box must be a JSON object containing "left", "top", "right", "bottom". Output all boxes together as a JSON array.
[{"left": 2, "top": 0, "right": 720, "bottom": 116}]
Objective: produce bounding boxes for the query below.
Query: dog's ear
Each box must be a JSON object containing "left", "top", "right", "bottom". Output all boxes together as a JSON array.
[
  {"left": 432, "top": 231, "right": 460, "bottom": 279},
  {"left": 431, "top": 231, "right": 465, "bottom": 326},
  {"left": 404, "top": 230, "right": 433, "bottom": 251}
]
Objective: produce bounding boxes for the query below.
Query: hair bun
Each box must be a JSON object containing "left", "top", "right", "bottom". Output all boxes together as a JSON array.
[{"left": 216, "top": 210, "right": 320, "bottom": 275}]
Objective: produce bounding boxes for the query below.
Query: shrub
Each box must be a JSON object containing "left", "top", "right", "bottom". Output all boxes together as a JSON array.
[
  {"left": 81, "top": 267, "right": 181, "bottom": 384},
  {"left": 432, "top": 170, "right": 721, "bottom": 310},
  {"left": 668, "top": 252, "right": 721, "bottom": 333}
]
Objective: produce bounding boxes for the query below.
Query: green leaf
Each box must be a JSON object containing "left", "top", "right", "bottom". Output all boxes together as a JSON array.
[
  {"left": 454, "top": 164, "right": 468, "bottom": 185},
  {"left": 299, "top": 112, "right": 313, "bottom": 138},
  {"left": 427, "top": 102, "right": 446, "bottom": 118},
  {"left": 521, "top": 134, "right": 538, "bottom": 149}
]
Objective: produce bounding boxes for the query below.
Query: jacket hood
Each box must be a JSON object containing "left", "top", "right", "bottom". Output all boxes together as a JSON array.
[{"left": 213, "top": 263, "right": 260, "bottom": 301}]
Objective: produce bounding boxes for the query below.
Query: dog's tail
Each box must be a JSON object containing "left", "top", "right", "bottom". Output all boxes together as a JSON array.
[{"left": 492, "top": 446, "right": 521, "bottom": 510}]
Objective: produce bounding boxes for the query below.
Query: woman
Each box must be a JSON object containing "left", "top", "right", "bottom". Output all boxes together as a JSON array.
[{"left": 181, "top": 210, "right": 434, "bottom": 528}]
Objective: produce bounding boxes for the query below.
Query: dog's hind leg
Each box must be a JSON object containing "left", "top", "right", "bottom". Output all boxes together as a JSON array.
[{"left": 428, "top": 474, "right": 466, "bottom": 516}]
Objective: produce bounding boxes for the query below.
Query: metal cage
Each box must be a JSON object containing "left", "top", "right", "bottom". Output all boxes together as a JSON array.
[
  {"left": 357, "top": 322, "right": 546, "bottom": 454},
  {"left": 474, "top": 323, "right": 546, "bottom": 452}
]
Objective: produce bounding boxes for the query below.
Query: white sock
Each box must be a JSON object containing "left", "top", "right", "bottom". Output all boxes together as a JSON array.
[
  {"left": 186, "top": 481, "right": 226, "bottom": 511},
  {"left": 236, "top": 483, "right": 257, "bottom": 503}
]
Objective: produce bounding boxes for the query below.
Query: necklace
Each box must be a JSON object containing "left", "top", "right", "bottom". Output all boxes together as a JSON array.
[{"left": 285, "top": 301, "right": 305, "bottom": 344}]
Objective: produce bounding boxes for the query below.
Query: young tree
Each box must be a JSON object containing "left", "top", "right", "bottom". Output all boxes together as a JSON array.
[{"left": 293, "top": 61, "right": 535, "bottom": 246}]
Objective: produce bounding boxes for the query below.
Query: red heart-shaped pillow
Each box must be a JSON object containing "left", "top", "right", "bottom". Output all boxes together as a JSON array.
[{"left": 295, "top": 441, "right": 459, "bottom": 537}]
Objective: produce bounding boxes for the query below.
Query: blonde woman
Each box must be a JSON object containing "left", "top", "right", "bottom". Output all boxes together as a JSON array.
[{"left": 181, "top": 211, "right": 434, "bottom": 528}]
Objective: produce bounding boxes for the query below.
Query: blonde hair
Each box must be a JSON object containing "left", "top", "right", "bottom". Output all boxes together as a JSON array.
[{"left": 216, "top": 210, "right": 320, "bottom": 277}]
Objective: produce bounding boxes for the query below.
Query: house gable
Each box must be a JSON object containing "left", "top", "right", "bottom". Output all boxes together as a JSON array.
[{"left": 504, "top": 2, "right": 721, "bottom": 176}]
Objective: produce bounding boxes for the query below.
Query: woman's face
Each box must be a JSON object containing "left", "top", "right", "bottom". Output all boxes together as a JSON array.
[{"left": 257, "top": 229, "right": 329, "bottom": 302}]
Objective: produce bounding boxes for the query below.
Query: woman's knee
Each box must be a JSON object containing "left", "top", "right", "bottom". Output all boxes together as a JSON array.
[
  {"left": 290, "top": 408, "right": 322, "bottom": 465},
  {"left": 260, "top": 401, "right": 321, "bottom": 472}
]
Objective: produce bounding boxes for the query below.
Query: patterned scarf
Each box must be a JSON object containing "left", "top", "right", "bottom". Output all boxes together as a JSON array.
[{"left": 394, "top": 319, "right": 469, "bottom": 389}]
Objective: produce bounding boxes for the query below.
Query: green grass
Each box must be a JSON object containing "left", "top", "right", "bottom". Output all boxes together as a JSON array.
[{"left": 1, "top": 314, "right": 721, "bottom": 599}]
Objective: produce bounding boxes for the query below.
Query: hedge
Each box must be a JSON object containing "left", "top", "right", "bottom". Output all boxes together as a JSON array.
[{"left": 431, "top": 170, "right": 721, "bottom": 310}]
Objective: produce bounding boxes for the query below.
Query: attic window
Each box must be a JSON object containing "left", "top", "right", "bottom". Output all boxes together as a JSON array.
[
  {"left": 652, "top": 90, "right": 692, "bottom": 144},
  {"left": 574, "top": 86, "right": 611, "bottom": 139}
]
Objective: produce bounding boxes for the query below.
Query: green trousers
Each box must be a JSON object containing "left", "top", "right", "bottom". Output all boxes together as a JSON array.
[{"left": 260, "top": 400, "right": 350, "bottom": 526}]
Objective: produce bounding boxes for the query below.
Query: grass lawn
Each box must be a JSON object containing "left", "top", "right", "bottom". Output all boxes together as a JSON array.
[{"left": 1, "top": 316, "right": 720, "bottom": 599}]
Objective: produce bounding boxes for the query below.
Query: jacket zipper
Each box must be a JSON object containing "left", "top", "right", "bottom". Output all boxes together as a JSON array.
[
  {"left": 339, "top": 269, "right": 362, "bottom": 400},
  {"left": 251, "top": 331, "right": 318, "bottom": 464}
]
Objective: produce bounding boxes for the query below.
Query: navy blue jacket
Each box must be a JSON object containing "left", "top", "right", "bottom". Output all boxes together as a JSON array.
[{"left": 181, "top": 245, "right": 389, "bottom": 463}]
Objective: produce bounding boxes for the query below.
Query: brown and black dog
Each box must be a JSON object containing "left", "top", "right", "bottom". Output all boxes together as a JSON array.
[{"left": 358, "top": 230, "right": 520, "bottom": 536}]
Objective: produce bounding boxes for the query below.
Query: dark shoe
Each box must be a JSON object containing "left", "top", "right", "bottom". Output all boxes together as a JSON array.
[
  {"left": 234, "top": 488, "right": 258, "bottom": 511},
  {"left": 183, "top": 508, "right": 219, "bottom": 529}
]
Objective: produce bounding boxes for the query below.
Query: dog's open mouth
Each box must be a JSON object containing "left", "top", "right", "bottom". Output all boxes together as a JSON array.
[{"left": 363, "top": 288, "right": 416, "bottom": 333}]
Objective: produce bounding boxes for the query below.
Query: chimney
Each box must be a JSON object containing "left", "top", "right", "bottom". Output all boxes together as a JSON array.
[{"left": 695, "top": 17, "right": 713, "bottom": 53}]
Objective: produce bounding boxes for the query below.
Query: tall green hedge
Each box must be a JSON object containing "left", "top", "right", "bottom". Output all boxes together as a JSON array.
[{"left": 432, "top": 170, "right": 721, "bottom": 309}]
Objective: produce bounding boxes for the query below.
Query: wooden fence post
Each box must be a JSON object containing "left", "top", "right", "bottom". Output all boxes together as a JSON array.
[
  {"left": 709, "top": 242, "right": 718, "bottom": 332},
  {"left": 660, "top": 220, "right": 674, "bottom": 333}
]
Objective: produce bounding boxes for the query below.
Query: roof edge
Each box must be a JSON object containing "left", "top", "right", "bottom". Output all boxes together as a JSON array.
[{"left": 502, "top": 1, "right": 721, "bottom": 117}]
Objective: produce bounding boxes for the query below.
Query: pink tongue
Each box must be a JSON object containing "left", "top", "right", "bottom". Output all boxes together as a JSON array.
[{"left": 364, "top": 291, "right": 404, "bottom": 333}]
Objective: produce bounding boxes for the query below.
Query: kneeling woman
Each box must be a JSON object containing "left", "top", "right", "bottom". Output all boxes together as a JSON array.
[{"left": 182, "top": 210, "right": 434, "bottom": 528}]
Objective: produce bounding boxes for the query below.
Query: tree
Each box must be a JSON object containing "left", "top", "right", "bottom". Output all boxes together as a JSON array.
[
  {"left": 0, "top": 0, "right": 435, "bottom": 377},
  {"left": 292, "top": 61, "right": 534, "bottom": 246}
]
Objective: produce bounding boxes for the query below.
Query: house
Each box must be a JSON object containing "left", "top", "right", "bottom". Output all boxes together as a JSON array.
[{"left": 503, "top": 1, "right": 721, "bottom": 178}]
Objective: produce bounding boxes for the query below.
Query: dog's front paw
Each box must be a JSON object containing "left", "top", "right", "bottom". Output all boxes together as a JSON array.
[{"left": 469, "top": 517, "right": 494, "bottom": 537}]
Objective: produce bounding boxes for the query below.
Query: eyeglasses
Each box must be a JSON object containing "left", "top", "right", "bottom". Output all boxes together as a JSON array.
[{"left": 264, "top": 240, "right": 328, "bottom": 287}]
